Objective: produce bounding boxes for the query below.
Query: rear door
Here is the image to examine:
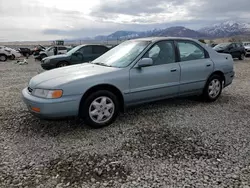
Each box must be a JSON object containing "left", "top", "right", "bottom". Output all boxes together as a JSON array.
[{"left": 176, "top": 40, "right": 214, "bottom": 95}]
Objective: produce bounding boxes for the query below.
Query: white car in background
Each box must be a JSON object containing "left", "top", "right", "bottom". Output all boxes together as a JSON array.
[
  {"left": 243, "top": 42, "right": 250, "bottom": 57},
  {"left": 0, "top": 46, "right": 12, "bottom": 61},
  {"left": 0, "top": 46, "right": 21, "bottom": 61},
  {"left": 5, "top": 47, "right": 22, "bottom": 60}
]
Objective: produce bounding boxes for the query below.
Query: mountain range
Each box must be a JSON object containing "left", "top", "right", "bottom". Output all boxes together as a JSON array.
[{"left": 74, "top": 21, "right": 250, "bottom": 41}]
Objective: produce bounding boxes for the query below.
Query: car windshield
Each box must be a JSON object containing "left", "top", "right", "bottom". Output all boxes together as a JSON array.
[
  {"left": 66, "top": 45, "right": 83, "bottom": 55},
  {"left": 213, "top": 43, "right": 230, "bottom": 50},
  {"left": 91, "top": 40, "right": 151, "bottom": 68}
]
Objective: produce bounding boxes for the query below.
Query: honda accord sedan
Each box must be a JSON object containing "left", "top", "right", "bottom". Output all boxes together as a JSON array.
[{"left": 22, "top": 37, "right": 235, "bottom": 128}]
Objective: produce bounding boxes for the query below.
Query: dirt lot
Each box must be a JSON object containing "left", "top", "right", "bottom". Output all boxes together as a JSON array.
[{"left": 1, "top": 57, "right": 250, "bottom": 188}]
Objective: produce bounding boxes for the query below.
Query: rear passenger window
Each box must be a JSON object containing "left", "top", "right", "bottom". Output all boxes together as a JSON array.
[{"left": 177, "top": 41, "right": 205, "bottom": 62}]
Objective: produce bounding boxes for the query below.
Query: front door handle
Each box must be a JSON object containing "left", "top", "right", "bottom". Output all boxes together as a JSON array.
[
  {"left": 170, "top": 69, "right": 177, "bottom": 72},
  {"left": 206, "top": 64, "right": 211, "bottom": 67}
]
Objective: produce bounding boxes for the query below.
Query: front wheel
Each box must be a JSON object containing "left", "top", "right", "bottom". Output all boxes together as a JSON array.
[
  {"left": 0, "top": 54, "right": 7, "bottom": 62},
  {"left": 80, "top": 90, "right": 119, "bottom": 128},
  {"left": 203, "top": 75, "right": 223, "bottom": 102}
]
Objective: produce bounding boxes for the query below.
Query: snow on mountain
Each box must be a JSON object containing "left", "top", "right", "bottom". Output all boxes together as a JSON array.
[{"left": 199, "top": 21, "right": 250, "bottom": 37}]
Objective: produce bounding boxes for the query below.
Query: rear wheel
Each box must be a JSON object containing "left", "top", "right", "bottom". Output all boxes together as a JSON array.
[
  {"left": 80, "top": 90, "right": 119, "bottom": 128},
  {"left": 203, "top": 74, "right": 223, "bottom": 102},
  {"left": 0, "top": 54, "right": 7, "bottom": 62},
  {"left": 239, "top": 53, "right": 245, "bottom": 60},
  {"left": 57, "top": 61, "right": 69, "bottom": 68}
]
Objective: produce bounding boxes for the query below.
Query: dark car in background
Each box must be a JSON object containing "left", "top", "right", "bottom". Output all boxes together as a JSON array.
[
  {"left": 41, "top": 44, "right": 110, "bottom": 70},
  {"left": 18, "top": 48, "right": 32, "bottom": 57},
  {"left": 213, "top": 42, "right": 246, "bottom": 60}
]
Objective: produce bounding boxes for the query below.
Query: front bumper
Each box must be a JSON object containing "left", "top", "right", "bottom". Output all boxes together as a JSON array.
[{"left": 22, "top": 88, "right": 82, "bottom": 119}]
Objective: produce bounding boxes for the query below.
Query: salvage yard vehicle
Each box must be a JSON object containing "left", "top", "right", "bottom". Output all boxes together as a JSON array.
[
  {"left": 18, "top": 47, "right": 32, "bottom": 57},
  {"left": 0, "top": 46, "right": 21, "bottom": 61},
  {"left": 35, "top": 46, "right": 69, "bottom": 61},
  {"left": 243, "top": 41, "right": 250, "bottom": 57},
  {"left": 31, "top": 45, "right": 46, "bottom": 56},
  {"left": 40, "top": 44, "right": 110, "bottom": 70},
  {"left": 5, "top": 47, "right": 22, "bottom": 60},
  {"left": 22, "top": 37, "right": 235, "bottom": 128},
  {"left": 0, "top": 46, "right": 12, "bottom": 61},
  {"left": 213, "top": 42, "right": 246, "bottom": 60}
]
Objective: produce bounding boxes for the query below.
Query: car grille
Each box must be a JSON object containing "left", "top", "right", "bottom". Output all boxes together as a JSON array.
[
  {"left": 27, "top": 87, "right": 33, "bottom": 93},
  {"left": 247, "top": 49, "right": 250, "bottom": 52}
]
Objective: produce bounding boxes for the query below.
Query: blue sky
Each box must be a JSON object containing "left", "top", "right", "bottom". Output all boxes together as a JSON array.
[{"left": 0, "top": 0, "right": 249, "bottom": 41}]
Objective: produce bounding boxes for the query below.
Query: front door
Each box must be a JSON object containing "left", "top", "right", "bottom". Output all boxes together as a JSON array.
[
  {"left": 129, "top": 40, "right": 180, "bottom": 104},
  {"left": 176, "top": 40, "right": 214, "bottom": 94}
]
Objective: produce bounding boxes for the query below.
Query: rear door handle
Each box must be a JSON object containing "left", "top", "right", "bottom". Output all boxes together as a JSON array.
[
  {"left": 206, "top": 64, "right": 211, "bottom": 67},
  {"left": 170, "top": 69, "right": 177, "bottom": 72}
]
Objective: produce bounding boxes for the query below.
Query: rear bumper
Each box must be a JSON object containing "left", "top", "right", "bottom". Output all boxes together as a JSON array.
[
  {"left": 224, "top": 71, "right": 235, "bottom": 87},
  {"left": 22, "top": 88, "right": 82, "bottom": 119}
]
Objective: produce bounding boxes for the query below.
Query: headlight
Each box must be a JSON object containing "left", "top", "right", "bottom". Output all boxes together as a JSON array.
[{"left": 32, "top": 89, "right": 63, "bottom": 99}]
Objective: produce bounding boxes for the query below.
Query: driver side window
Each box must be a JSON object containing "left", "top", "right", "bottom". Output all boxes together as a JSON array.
[{"left": 143, "top": 41, "right": 175, "bottom": 65}]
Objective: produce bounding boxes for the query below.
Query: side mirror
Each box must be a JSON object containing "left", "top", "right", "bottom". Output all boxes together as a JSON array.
[{"left": 137, "top": 58, "right": 153, "bottom": 68}]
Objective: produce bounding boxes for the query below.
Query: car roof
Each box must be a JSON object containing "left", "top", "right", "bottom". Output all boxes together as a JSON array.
[
  {"left": 129, "top": 37, "right": 199, "bottom": 43},
  {"left": 78, "top": 44, "right": 109, "bottom": 47}
]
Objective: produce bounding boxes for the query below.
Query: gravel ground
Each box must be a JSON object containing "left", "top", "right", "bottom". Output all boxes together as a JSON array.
[{"left": 0, "top": 57, "right": 250, "bottom": 188}]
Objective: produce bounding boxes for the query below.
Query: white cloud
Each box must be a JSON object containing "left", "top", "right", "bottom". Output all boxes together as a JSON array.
[{"left": 0, "top": 0, "right": 249, "bottom": 41}]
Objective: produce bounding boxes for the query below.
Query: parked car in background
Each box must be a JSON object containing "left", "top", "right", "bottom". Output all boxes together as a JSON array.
[
  {"left": 22, "top": 37, "right": 234, "bottom": 128},
  {"left": 4, "top": 46, "right": 22, "bottom": 60},
  {"left": 213, "top": 42, "right": 246, "bottom": 60},
  {"left": 0, "top": 46, "right": 12, "bottom": 61},
  {"left": 40, "top": 44, "right": 110, "bottom": 70},
  {"left": 18, "top": 48, "right": 32, "bottom": 57},
  {"left": 242, "top": 41, "right": 250, "bottom": 57},
  {"left": 35, "top": 46, "right": 69, "bottom": 61},
  {"left": 32, "top": 45, "right": 46, "bottom": 56}
]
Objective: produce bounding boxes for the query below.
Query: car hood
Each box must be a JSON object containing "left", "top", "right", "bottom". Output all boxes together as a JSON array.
[
  {"left": 42, "top": 54, "right": 69, "bottom": 61},
  {"left": 245, "top": 46, "right": 250, "bottom": 49},
  {"left": 29, "top": 63, "right": 119, "bottom": 88}
]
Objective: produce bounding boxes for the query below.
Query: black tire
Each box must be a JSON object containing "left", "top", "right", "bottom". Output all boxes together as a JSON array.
[
  {"left": 239, "top": 53, "right": 245, "bottom": 60},
  {"left": 9, "top": 54, "right": 15, "bottom": 60},
  {"left": 56, "top": 61, "right": 69, "bottom": 68},
  {"left": 0, "top": 54, "right": 7, "bottom": 62},
  {"left": 202, "top": 74, "right": 223, "bottom": 102},
  {"left": 80, "top": 90, "right": 120, "bottom": 128}
]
